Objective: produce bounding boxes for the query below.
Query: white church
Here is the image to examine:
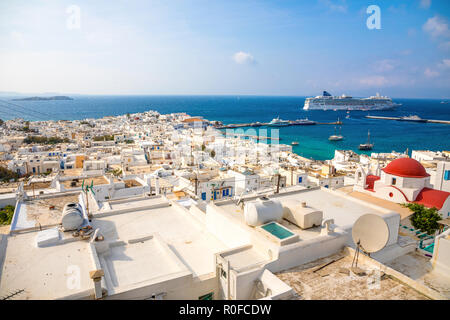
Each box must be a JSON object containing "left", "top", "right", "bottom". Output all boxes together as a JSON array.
[{"left": 354, "top": 157, "right": 450, "bottom": 218}]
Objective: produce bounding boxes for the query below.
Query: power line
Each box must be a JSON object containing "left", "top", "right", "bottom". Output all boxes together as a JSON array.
[
  {"left": 0, "top": 99, "right": 52, "bottom": 119},
  {"left": 0, "top": 106, "right": 28, "bottom": 120},
  {"left": 0, "top": 102, "right": 48, "bottom": 121}
]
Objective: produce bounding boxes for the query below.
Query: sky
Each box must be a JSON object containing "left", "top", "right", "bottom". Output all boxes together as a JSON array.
[{"left": 0, "top": 0, "right": 450, "bottom": 98}]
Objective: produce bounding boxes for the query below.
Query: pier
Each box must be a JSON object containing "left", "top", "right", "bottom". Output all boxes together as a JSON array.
[
  {"left": 365, "top": 115, "right": 450, "bottom": 124},
  {"left": 214, "top": 120, "right": 342, "bottom": 129}
]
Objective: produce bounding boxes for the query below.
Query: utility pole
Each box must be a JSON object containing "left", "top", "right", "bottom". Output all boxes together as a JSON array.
[
  {"left": 194, "top": 173, "right": 198, "bottom": 197},
  {"left": 276, "top": 173, "right": 281, "bottom": 194}
]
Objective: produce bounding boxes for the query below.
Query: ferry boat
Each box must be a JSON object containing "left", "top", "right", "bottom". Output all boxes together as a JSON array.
[
  {"left": 303, "top": 91, "right": 399, "bottom": 111},
  {"left": 292, "top": 118, "right": 316, "bottom": 125},
  {"left": 268, "top": 116, "right": 290, "bottom": 127},
  {"left": 291, "top": 141, "right": 299, "bottom": 146},
  {"left": 358, "top": 130, "right": 374, "bottom": 150},
  {"left": 398, "top": 115, "right": 427, "bottom": 123}
]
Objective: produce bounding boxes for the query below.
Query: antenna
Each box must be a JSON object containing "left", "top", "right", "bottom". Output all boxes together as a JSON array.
[{"left": 351, "top": 214, "right": 389, "bottom": 267}]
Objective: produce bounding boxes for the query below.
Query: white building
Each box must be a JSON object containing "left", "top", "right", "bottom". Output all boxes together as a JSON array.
[
  {"left": 354, "top": 157, "right": 450, "bottom": 218},
  {"left": 433, "top": 161, "right": 450, "bottom": 192}
]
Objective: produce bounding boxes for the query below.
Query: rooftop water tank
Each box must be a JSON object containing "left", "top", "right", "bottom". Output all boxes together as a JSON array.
[
  {"left": 282, "top": 199, "right": 323, "bottom": 229},
  {"left": 244, "top": 197, "right": 283, "bottom": 227},
  {"left": 61, "top": 202, "right": 83, "bottom": 231}
]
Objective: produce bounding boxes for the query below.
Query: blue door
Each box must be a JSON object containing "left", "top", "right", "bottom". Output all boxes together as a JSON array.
[
  {"left": 298, "top": 177, "right": 302, "bottom": 183},
  {"left": 201, "top": 192, "right": 206, "bottom": 201},
  {"left": 223, "top": 189, "right": 226, "bottom": 197}
]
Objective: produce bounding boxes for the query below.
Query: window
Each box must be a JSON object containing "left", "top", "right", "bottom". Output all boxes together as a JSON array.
[
  {"left": 392, "top": 178, "right": 397, "bottom": 185},
  {"left": 201, "top": 192, "right": 206, "bottom": 200},
  {"left": 220, "top": 268, "right": 227, "bottom": 279},
  {"left": 444, "top": 170, "right": 450, "bottom": 181}
]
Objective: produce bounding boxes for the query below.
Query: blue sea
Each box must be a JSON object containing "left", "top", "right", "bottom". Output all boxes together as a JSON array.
[{"left": 1, "top": 95, "right": 449, "bottom": 160}]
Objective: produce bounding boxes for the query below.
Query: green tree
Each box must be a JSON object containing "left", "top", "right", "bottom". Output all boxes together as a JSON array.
[
  {"left": 111, "top": 168, "right": 122, "bottom": 177},
  {"left": 403, "top": 203, "right": 441, "bottom": 235},
  {"left": 0, "top": 205, "right": 15, "bottom": 225},
  {"left": 0, "top": 166, "right": 19, "bottom": 182},
  {"left": 210, "top": 150, "right": 216, "bottom": 158}
]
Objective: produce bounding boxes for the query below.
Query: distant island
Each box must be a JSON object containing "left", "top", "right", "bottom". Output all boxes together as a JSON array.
[{"left": 12, "top": 96, "right": 74, "bottom": 101}]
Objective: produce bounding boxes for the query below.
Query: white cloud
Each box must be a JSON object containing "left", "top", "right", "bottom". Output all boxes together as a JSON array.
[
  {"left": 423, "top": 16, "right": 450, "bottom": 38},
  {"left": 420, "top": 0, "right": 431, "bottom": 9},
  {"left": 233, "top": 51, "right": 256, "bottom": 65},
  {"left": 373, "top": 59, "right": 395, "bottom": 72},
  {"left": 319, "top": 0, "right": 347, "bottom": 13},
  {"left": 442, "top": 59, "right": 450, "bottom": 67},
  {"left": 424, "top": 68, "right": 439, "bottom": 78},
  {"left": 359, "top": 76, "right": 388, "bottom": 87}
]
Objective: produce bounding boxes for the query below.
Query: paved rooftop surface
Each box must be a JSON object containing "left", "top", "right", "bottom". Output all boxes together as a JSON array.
[
  {"left": 61, "top": 176, "right": 109, "bottom": 188},
  {"left": 387, "top": 252, "right": 450, "bottom": 299},
  {"left": 13, "top": 193, "right": 80, "bottom": 231},
  {"left": 276, "top": 252, "right": 429, "bottom": 300}
]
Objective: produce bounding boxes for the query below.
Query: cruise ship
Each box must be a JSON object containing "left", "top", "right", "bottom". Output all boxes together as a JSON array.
[{"left": 303, "top": 91, "right": 399, "bottom": 111}]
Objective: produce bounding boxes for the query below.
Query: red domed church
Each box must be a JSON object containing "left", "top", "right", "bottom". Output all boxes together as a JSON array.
[{"left": 354, "top": 157, "right": 450, "bottom": 218}]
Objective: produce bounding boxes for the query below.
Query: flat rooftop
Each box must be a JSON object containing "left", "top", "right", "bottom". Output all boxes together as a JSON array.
[
  {"left": 277, "top": 251, "right": 429, "bottom": 300},
  {"left": 217, "top": 188, "right": 393, "bottom": 239},
  {"left": 61, "top": 176, "right": 109, "bottom": 189},
  {"left": 12, "top": 193, "right": 80, "bottom": 232},
  {"left": 387, "top": 252, "right": 450, "bottom": 299},
  {"left": 0, "top": 232, "right": 94, "bottom": 300},
  {"left": 91, "top": 200, "right": 228, "bottom": 278}
]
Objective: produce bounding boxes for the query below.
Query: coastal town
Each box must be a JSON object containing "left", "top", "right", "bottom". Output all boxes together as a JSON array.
[{"left": 0, "top": 110, "right": 449, "bottom": 300}]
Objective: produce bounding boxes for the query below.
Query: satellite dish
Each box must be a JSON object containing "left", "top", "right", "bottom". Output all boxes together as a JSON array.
[{"left": 352, "top": 214, "right": 389, "bottom": 254}]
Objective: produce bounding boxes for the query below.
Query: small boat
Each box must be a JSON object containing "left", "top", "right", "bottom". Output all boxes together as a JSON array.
[
  {"left": 250, "top": 122, "right": 262, "bottom": 127},
  {"left": 441, "top": 101, "right": 449, "bottom": 104},
  {"left": 291, "top": 141, "right": 299, "bottom": 146},
  {"left": 345, "top": 115, "right": 350, "bottom": 119},
  {"left": 329, "top": 126, "right": 343, "bottom": 141},
  {"left": 359, "top": 130, "right": 373, "bottom": 150},
  {"left": 268, "top": 116, "right": 290, "bottom": 127}
]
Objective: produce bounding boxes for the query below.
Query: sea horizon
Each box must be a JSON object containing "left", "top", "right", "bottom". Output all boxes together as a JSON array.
[{"left": 1, "top": 95, "right": 449, "bottom": 161}]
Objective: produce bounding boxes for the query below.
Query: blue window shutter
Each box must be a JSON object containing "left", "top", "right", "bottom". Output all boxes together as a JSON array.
[
  {"left": 445, "top": 170, "right": 450, "bottom": 180},
  {"left": 201, "top": 192, "right": 206, "bottom": 200}
]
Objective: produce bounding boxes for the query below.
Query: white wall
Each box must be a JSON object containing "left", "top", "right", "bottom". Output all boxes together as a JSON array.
[{"left": 432, "top": 229, "right": 450, "bottom": 277}]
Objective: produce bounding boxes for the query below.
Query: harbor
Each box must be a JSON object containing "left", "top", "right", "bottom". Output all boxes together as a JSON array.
[{"left": 366, "top": 115, "right": 450, "bottom": 124}]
